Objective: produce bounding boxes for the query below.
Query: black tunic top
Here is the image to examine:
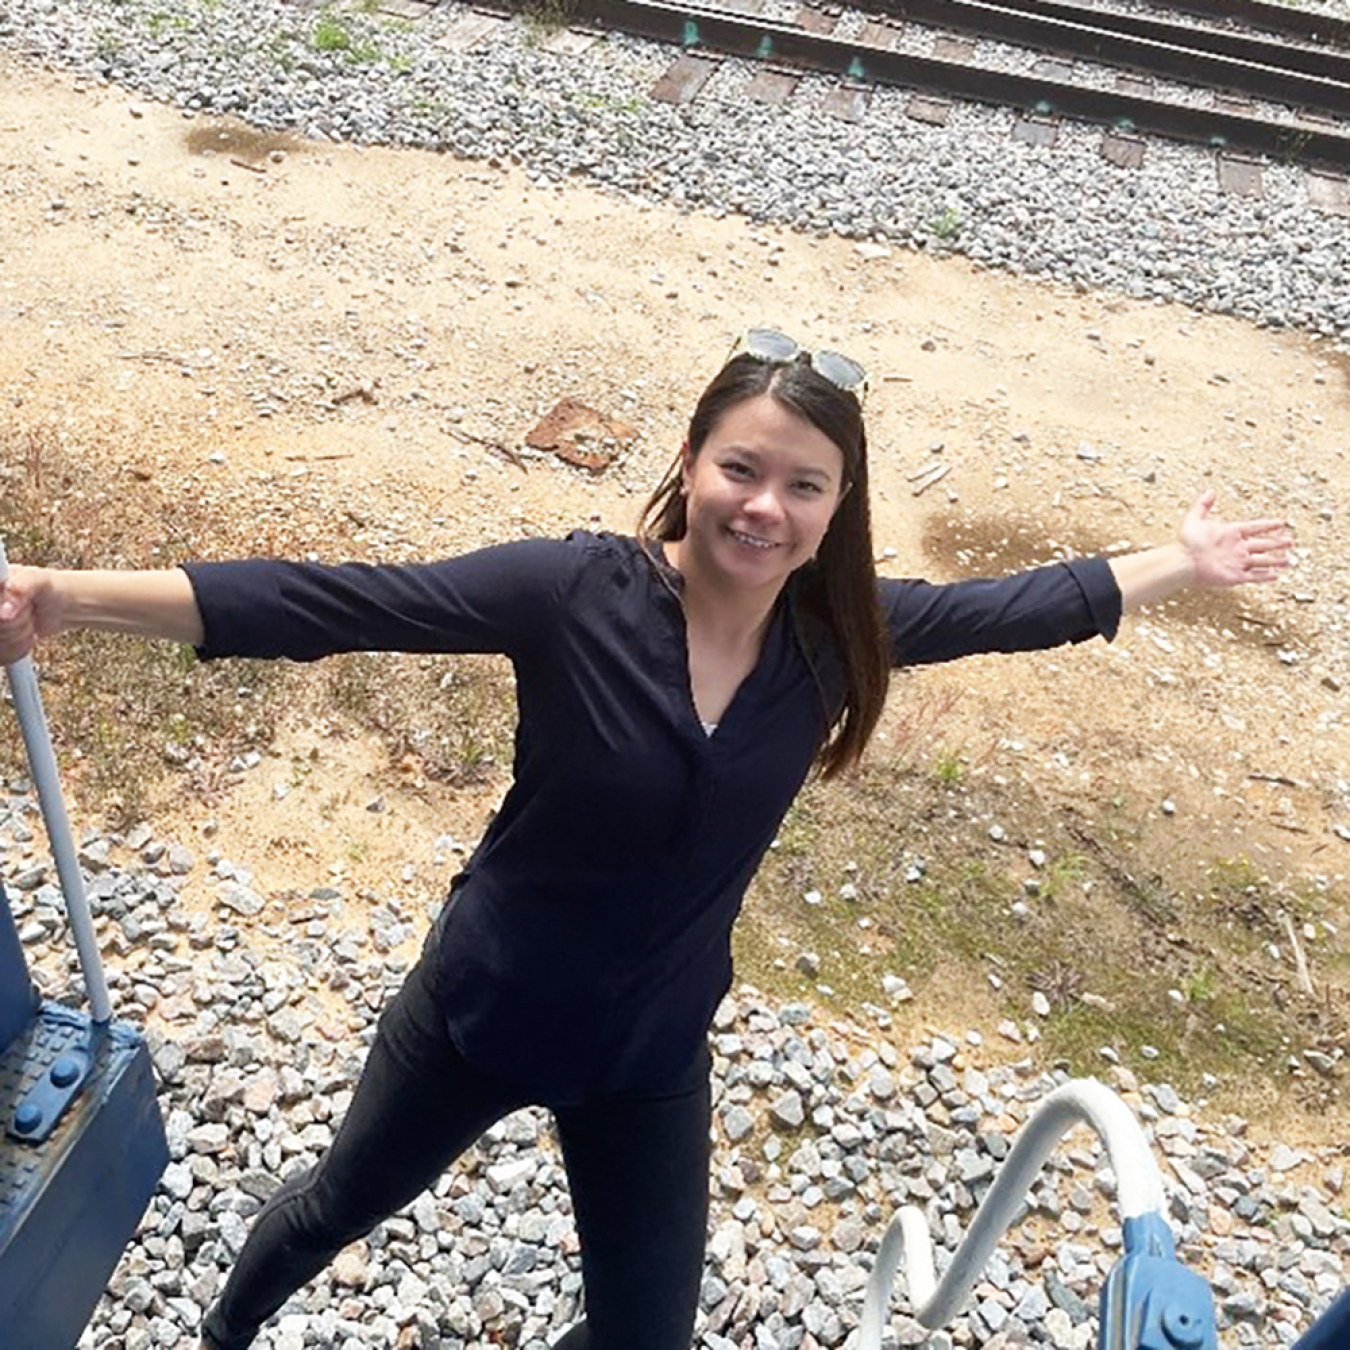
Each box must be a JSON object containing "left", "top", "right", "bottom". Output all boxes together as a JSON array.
[{"left": 183, "top": 532, "right": 1120, "bottom": 1101}]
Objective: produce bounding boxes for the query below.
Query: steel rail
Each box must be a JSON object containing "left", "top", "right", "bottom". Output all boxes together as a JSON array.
[
  {"left": 1154, "top": 0, "right": 1350, "bottom": 49},
  {"left": 838, "top": 0, "right": 1350, "bottom": 119},
  {"left": 861, "top": 0, "right": 1350, "bottom": 86},
  {"left": 514, "top": 0, "right": 1350, "bottom": 169}
]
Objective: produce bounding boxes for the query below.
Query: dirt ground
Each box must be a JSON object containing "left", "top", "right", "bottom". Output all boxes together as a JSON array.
[{"left": 3, "top": 54, "right": 1348, "bottom": 1128}]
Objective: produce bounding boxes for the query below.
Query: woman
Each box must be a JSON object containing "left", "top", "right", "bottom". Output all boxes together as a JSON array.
[{"left": 0, "top": 332, "right": 1291, "bottom": 1350}]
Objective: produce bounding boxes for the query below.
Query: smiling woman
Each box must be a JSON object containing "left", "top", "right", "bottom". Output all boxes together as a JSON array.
[
  {"left": 0, "top": 331, "right": 1293, "bottom": 1350},
  {"left": 677, "top": 400, "right": 845, "bottom": 585},
  {"left": 666, "top": 395, "right": 855, "bottom": 735},
  {"left": 640, "top": 343, "right": 889, "bottom": 776}
]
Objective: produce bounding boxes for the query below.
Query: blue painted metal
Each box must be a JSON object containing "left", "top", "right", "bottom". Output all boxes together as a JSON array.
[
  {"left": 0, "top": 887, "right": 37, "bottom": 1054},
  {"left": 1099, "top": 1213, "right": 1217, "bottom": 1350},
  {"left": 0, "top": 882, "right": 169, "bottom": 1350},
  {"left": 8, "top": 1038, "right": 96, "bottom": 1146},
  {"left": 1291, "top": 1289, "right": 1350, "bottom": 1350}
]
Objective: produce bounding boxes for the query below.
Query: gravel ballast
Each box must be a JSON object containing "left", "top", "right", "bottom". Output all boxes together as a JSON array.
[
  {"left": 2, "top": 791, "right": 1346, "bottom": 1350},
  {"left": 1, "top": 0, "right": 1349, "bottom": 343}
]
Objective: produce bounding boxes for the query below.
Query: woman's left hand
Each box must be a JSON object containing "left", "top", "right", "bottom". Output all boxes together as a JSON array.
[{"left": 1179, "top": 490, "right": 1293, "bottom": 589}]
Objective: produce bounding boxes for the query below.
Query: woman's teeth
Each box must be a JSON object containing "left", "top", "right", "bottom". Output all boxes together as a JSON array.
[{"left": 731, "top": 530, "right": 776, "bottom": 550}]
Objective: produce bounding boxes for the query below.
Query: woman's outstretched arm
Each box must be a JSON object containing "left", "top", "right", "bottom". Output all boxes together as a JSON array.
[
  {"left": 878, "top": 491, "right": 1294, "bottom": 667},
  {"left": 1110, "top": 491, "right": 1293, "bottom": 612},
  {"left": 0, "top": 566, "right": 204, "bottom": 662}
]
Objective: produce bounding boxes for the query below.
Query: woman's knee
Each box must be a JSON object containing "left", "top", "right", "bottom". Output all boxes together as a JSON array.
[{"left": 257, "top": 1160, "right": 381, "bottom": 1251}]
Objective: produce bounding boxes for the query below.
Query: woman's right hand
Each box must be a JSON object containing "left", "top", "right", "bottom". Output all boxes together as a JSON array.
[{"left": 0, "top": 565, "right": 66, "bottom": 665}]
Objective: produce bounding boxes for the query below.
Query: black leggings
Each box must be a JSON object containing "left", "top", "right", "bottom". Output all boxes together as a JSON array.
[{"left": 199, "top": 935, "right": 711, "bottom": 1350}]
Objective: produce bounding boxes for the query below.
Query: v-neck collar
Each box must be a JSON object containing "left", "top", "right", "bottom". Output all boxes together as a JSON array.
[{"left": 650, "top": 561, "right": 790, "bottom": 748}]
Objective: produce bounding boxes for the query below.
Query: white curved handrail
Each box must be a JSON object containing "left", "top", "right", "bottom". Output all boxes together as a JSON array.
[{"left": 860, "top": 1079, "right": 1165, "bottom": 1346}]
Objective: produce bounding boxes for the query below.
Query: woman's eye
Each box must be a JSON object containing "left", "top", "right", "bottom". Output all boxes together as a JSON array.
[
  {"left": 794, "top": 480, "right": 824, "bottom": 495},
  {"left": 723, "top": 461, "right": 752, "bottom": 478}
]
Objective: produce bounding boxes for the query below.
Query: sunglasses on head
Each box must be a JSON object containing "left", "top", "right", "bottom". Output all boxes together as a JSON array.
[{"left": 730, "top": 327, "right": 868, "bottom": 399}]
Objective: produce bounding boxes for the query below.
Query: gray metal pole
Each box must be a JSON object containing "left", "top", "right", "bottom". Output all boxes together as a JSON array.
[{"left": 0, "top": 540, "right": 113, "bottom": 1023}]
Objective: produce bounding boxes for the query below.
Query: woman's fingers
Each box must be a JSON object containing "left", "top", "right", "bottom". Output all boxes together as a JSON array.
[
  {"left": 1246, "top": 536, "right": 1291, "bottom": 557},
  {"left": 1239, "top": 519, "right": 1293, "bottom": 541},
  {"left": 0, "top": 620, "right": 35, "bottom": 664},
  {"left": 1217, "top": 515, "right": 1294, "bottom": 585},
  {"left": 1243, "top": 538, "right": 1294, "bottom": 573},
  {"left": 0, "top": 575, "right": 38, "bottom": 662}
]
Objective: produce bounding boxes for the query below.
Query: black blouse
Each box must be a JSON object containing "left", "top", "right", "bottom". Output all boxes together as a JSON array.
[{"left": 183, "top": 532, "right": 1120, "bottom": 1102}]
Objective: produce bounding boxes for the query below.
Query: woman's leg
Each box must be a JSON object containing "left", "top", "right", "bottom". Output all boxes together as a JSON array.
[
  {"left": 200, "top": 946, "right": 525, "bottom": 1350},
  {"left": 549, "top": 1075, "right": 711, "bottom": 1350}
]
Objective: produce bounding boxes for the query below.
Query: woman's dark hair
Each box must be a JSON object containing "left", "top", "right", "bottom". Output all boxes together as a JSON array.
[{"left": 638, "top": 353, "right": 889, "bottom": 778}]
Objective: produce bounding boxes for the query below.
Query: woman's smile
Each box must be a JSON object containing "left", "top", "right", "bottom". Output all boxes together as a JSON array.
[{"left": 727, "top": 528, "right": 782, "bottom": 551}]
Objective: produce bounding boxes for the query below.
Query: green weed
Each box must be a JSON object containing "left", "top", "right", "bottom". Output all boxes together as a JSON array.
[
  {"left": 1181, "top": 962, "right": 1218, "bottom": 1004},
  {"left": 312, "top": 12, "right": 354, "bottom": 50},
  {"left": 929, "top": 207, "right": 962, "bottom": 242},
  {"left": 312, "top": 10, "right": 381, "bottom": 62},
  {"left": 931, "top": 746, "right": 966, "bottom": 788},
  {"left": 147, "top": 10, "right": 194, "bottom": 37},
  {"left": 1038, "top": 852, "right": 1087, "bottom": 903},
  {"left": 569, "top": 89, "right": 647, "bottom": 116}
]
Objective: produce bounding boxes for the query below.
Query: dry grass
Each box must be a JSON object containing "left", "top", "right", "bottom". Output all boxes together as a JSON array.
[
  {"left": 0, "top": 425, "right": 515, "bottom": 824},
  {"left": 0, "top": 426, "right": 282, "bottom": 823},
  {"left": 736, "top": 724, "right": 1348, "bottom": 1118},
  {"left": 323, "top": 649, "right": 517, "bottom": 787}
]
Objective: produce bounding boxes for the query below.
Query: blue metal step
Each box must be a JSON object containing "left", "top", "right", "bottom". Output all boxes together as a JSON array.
[
  {"left": 0, "top": 886, "right": 36, "bottom": 1055},
  {"left": 0, "top": 903, "right": 168, "bottom": 1350}
]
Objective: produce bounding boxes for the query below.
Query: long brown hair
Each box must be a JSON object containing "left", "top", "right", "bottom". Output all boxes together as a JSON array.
[{"left": 638, "top": 353, "right": 889, "bottom": 777}]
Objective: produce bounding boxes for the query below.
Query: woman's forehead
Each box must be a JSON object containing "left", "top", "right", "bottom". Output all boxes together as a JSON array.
[{"left": 704, "top": 395, "right": 844, "bottom": 466}]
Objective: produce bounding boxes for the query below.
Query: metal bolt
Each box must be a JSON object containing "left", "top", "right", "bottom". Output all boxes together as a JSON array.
[
  {"left": 1162, "top": 1304, "right": 1206, "bottom": 1350},
  {"left": 50, "top": 1054, "right": 81, "bottom": 1089},
  {"left": 14, "top": 1102, "right": 43, "bottom": 1134}
]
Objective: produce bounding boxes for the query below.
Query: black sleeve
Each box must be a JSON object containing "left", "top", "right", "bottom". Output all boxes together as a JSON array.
[
  {"left": 181, "top": 537, "right": 580, "bottom": 663},
  {"left": 877, "top": 557, "right": 1122, "bottom": 668}
]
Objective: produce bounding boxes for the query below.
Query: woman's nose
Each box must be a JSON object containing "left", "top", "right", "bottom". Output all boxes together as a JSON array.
[{"left": 744, "top": 486, "right": 786, "bottom": 520}]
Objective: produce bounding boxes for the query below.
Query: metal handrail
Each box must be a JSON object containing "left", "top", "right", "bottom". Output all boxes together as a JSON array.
[
  {"left": 0, "top": 541, "right": 112, "bottom": 1023},
  {"left": 860, "top": 1078, "right": 1210, "bottom": 1350}
]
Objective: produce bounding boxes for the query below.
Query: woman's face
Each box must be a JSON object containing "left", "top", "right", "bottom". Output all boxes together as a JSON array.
[{"left": 678, "top": 393, "right": 847, "bottom": 599}]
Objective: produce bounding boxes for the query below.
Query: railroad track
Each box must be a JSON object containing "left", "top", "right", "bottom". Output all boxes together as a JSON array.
[{"left": 458, "top": 0, "right": 1350, "bottom": 197}]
